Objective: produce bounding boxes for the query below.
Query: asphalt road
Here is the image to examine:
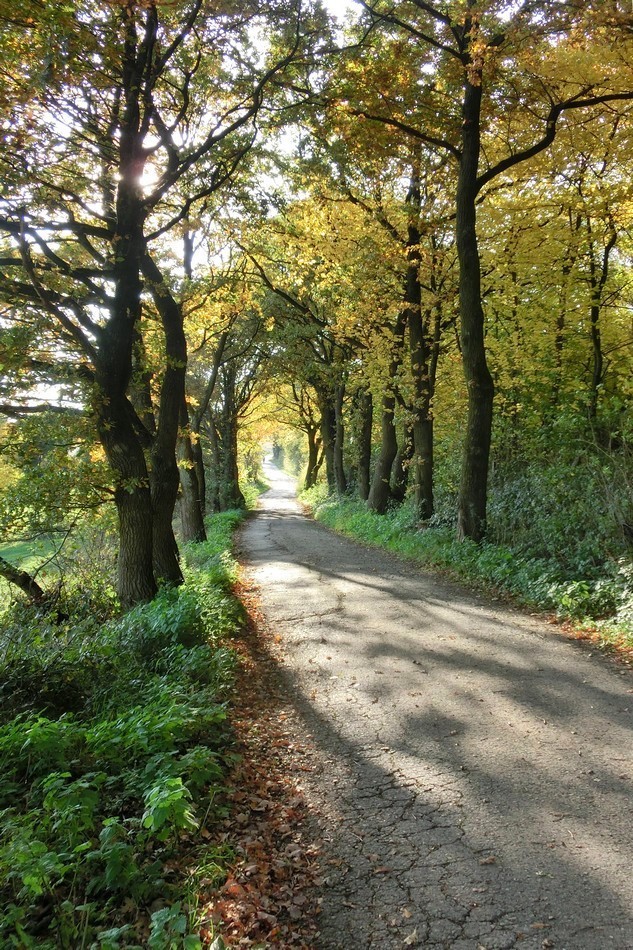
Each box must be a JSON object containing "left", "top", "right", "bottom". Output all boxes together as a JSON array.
[{"left": 239, "top": 462, "right": 633, "bottom": 950}]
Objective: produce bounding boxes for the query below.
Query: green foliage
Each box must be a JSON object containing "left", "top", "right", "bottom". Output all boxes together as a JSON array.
[
  {"left": 300, "top": 481, "right": 331, "bottom": 511},
  {"left": 312, "top": 495, "right": 633, "bottom": 650},
  {"left": 0, "top": 511, "right": 247, "bottom": 946},
  {"left": 148, "top": 902, "right": 202, "bottom": 949}
]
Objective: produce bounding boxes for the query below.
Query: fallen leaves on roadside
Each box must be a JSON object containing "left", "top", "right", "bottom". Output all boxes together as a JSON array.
[{"left": 197, "top": 581, "right": 322, "bottom": 948}]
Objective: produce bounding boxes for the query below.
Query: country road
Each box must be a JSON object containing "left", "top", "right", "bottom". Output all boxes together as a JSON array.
[{"left": 238, "top": 462, "right": 633, "bottom": 950}]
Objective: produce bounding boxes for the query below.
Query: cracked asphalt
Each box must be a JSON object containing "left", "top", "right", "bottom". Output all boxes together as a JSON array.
[{"left": 238, "top": 462, "right": 633, "bottom": 950}]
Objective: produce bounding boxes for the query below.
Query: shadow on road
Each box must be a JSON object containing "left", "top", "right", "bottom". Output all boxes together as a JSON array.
[{"left": 239, "top": 464, "right": 633, "bottom": 949}]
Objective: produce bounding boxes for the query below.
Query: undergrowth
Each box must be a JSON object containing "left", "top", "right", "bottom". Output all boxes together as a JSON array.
[
  {"left": 302, "top": 488, "right": 633, "bottom": 653},
  {"left": 0, "top": 511, "right": 246, "bottom": 949}
]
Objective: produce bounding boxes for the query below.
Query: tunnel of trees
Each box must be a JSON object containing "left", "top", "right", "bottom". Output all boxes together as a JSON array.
[
  {"left": 1, "top": 2, "right": 633, "bottom": 945},
  {"left": 0, "top": 0, "right": 632, "bottom": 607}
]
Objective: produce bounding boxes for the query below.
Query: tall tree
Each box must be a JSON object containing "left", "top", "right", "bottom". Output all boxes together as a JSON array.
[
  {"left": 0, "top": 0, "right": 315, "bottom": 605},
  {"left": 335, "top": 0, "right": 633, "bottom": 538}
]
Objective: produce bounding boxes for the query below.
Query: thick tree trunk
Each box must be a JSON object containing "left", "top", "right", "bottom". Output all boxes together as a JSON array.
[
  {"left": 317, "top": 391, "right": 337, "bottom": 493},
  {"left": 367, "top": 392, "right": 399, "bottom": 513},
  {"left": 456, "top": 76, "right": 494, "bottom": 542},
  {"left": 96, "top": 393, "right": 157, "bottom": 608},
  {"left": 411, "top": 417, "right": 433, "bottom": 518},
  {"left": 219, "top": 412, "right": 246, "bottom": 510},
  {"left": 93, "top": 7, "right": 158, "bottom": 607},
  {"left": 368, "top": 309, "right": 407, "bottom": 514},
  {"left": 143, "top": 253, "right": 186, "bottom": 586},
  {"left": 304, "top": 426, "right": 322, "bottom": 490},
  {"left": 179, "top": 401, "right": 207, "bottom": 543},
  {"left": 151, "top": 454, "right": 182, "bottom": 584},
  {"left": 217, "top": 367, "right": 245, "bottom": 511}
]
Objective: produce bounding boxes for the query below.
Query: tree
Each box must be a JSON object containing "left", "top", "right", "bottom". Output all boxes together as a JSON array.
[
  {"left": 334, "top": 0, "right": 633, "bottom": 538},
  {"left": 0, "top": 0, "right": 315, "bottom": 605}
]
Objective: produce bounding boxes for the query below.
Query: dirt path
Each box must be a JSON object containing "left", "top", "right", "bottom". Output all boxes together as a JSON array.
[{"left": 238, "top": 463, "right": 633, "bottom": 950}]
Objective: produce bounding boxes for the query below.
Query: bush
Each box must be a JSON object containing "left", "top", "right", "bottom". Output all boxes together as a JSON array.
[{"left": 0, "top": 510, "right": 247, "bottom": 947}]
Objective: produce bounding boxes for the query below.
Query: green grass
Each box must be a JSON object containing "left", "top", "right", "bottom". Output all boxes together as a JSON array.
[
  {"left": 306, "top": 493, "right": 633, "bottom": 653},
  {"left": 0, "top": 511, "right": 248, "bottom": 949}
]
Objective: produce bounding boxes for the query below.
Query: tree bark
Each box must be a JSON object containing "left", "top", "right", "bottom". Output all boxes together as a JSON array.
[
  {"left": 317, "top": 389, "right": 337, "bottom": 493},
  {"left": 304, "top": 425, "right": 323, "bottom": 490},
  {"left": 96, "top": 393, "right": 157, "bottom": 608},
  {"left": 404, "top": 166, "right": 435, "bottom": 520},
  {"left": 205, "top": 416, "right": 222, "bottom": 513},
  {"left": 391, "top": 421, "right": 413, "bottom": 503},
  {"left": 355, "top": 387, "right": 373, "bottom": 501},
  {"left": 142, "top": 253, "right": 186, "bottom": 585},
  {"left": 218, "top": 365, "right": 246, "bottom": 511},
  {"left": 179, "top": 399, "right": 207, "bottom": 543},
  {"left": 333, "top": 382, "right": 347, "bottom": 494},
  {"left": 587, "top": 219, "right": 617, "bottom": 425},
  {"left": 0, "top": 556, "right": 47, "bottom": 605},
  {"left": 367, "top": 309, "right": 407, "bottom": 513},
  {"left": 456, "top": 73, "right": 494, "bottom": 542},
  {"left": 219, "top": 412, "right": 246, "bottom": 510}
]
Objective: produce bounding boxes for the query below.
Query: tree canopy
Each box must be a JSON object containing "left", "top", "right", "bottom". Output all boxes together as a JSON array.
[{"left": 1, "top": 0, "right": 632, "bottom": 607}]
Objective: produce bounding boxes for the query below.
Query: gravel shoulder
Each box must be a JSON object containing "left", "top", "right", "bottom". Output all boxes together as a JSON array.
[{"left": 237, "top": 463, "right": 633, "bottom": 950}]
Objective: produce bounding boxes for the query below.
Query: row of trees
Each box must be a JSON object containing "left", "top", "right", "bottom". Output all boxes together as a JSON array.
[
  {"left": 0, "top": 0, "right": 327, "bottom": 605},
  {"left": 1, "top": 0, "right": 632, "bottom": 607}
]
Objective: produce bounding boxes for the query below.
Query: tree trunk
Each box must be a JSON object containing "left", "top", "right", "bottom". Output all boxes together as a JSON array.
[
  {"left": 367, "top": 391, "right": 399, "bottom": 513},
  {"left": 587, "top": 220, "right": 616, "bottom": 426},
  {"left": 317, "top": 390, "right": 337, "bottom": 493},
  {"left": 94, "top": 6, "right": 157, "bottom": 607},
  {"left": 405, "top": 166, "right": 435, "bottom": 520},
  {"left": 304, "top": 425, "right": 322, "bottom": 490},
  {"left": 367, "top": 309, "right": 407, "bottom": 514},
  {"left": 219, "top": 412, "right": 246, "bottom": 510},
  {"left": 334, "top": 382, "right": 347, "bottom": 494},
  {"left": 0, "top": 556, "right": 47, "bottom": 605},
  {"left": 205, "top": 417, "right": 222, "bottom": 513},
  {"left": 96, "top": 393, "right": 157, "bottom": 608},
  {"left": 391, "top": 421, "right": 413, "bottom": 503},
  {"left": 356, "top": 388, "right": 373, "bottom": 501},
  {"left": 179, "top": 400, "right": 207, "bottom": 543},
  {"left": 217, "top": 367, "right": 245, "bottom": 510},
  {"left": 411, "top": 416, "right": 433, "bottom": 518},
  {"left": 456, "top": 74, "right": 494, "bottom": 542},
  {"left": 143, "top": 252, "right": 186, "bottom": 586},
  {"left": 191, "top": 433, "right": 207, "bottom": 519}
]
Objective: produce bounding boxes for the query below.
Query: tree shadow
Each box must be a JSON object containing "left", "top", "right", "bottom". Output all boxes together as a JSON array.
[{"left": 239, "top": 492, "right": 633, "bottom": 950}]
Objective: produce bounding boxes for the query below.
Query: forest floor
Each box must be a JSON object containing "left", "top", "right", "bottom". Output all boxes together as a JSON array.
[{"left": 232, "top": 463, "right": 633, "bottom": 950}]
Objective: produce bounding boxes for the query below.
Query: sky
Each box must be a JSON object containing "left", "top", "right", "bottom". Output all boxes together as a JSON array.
[{"left": 322, "top": 0, "right": 360, "bottom": 23}]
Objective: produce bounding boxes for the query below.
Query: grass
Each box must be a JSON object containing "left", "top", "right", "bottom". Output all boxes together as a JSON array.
[
  {"left": 302, "top": 488, "right": 633, "bottom": 655},
  {"left": 0, "top": 510, "right": 248, "bottom": 949}
]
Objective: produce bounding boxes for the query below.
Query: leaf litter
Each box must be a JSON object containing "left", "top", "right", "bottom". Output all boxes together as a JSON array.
[{"left": 197, "top": 581, "right": 323, "bottom": 948}]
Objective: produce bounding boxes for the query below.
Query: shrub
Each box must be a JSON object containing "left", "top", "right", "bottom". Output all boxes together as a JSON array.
[{"left": 0, "top": 510, "right": 247, "bottom": 946}]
